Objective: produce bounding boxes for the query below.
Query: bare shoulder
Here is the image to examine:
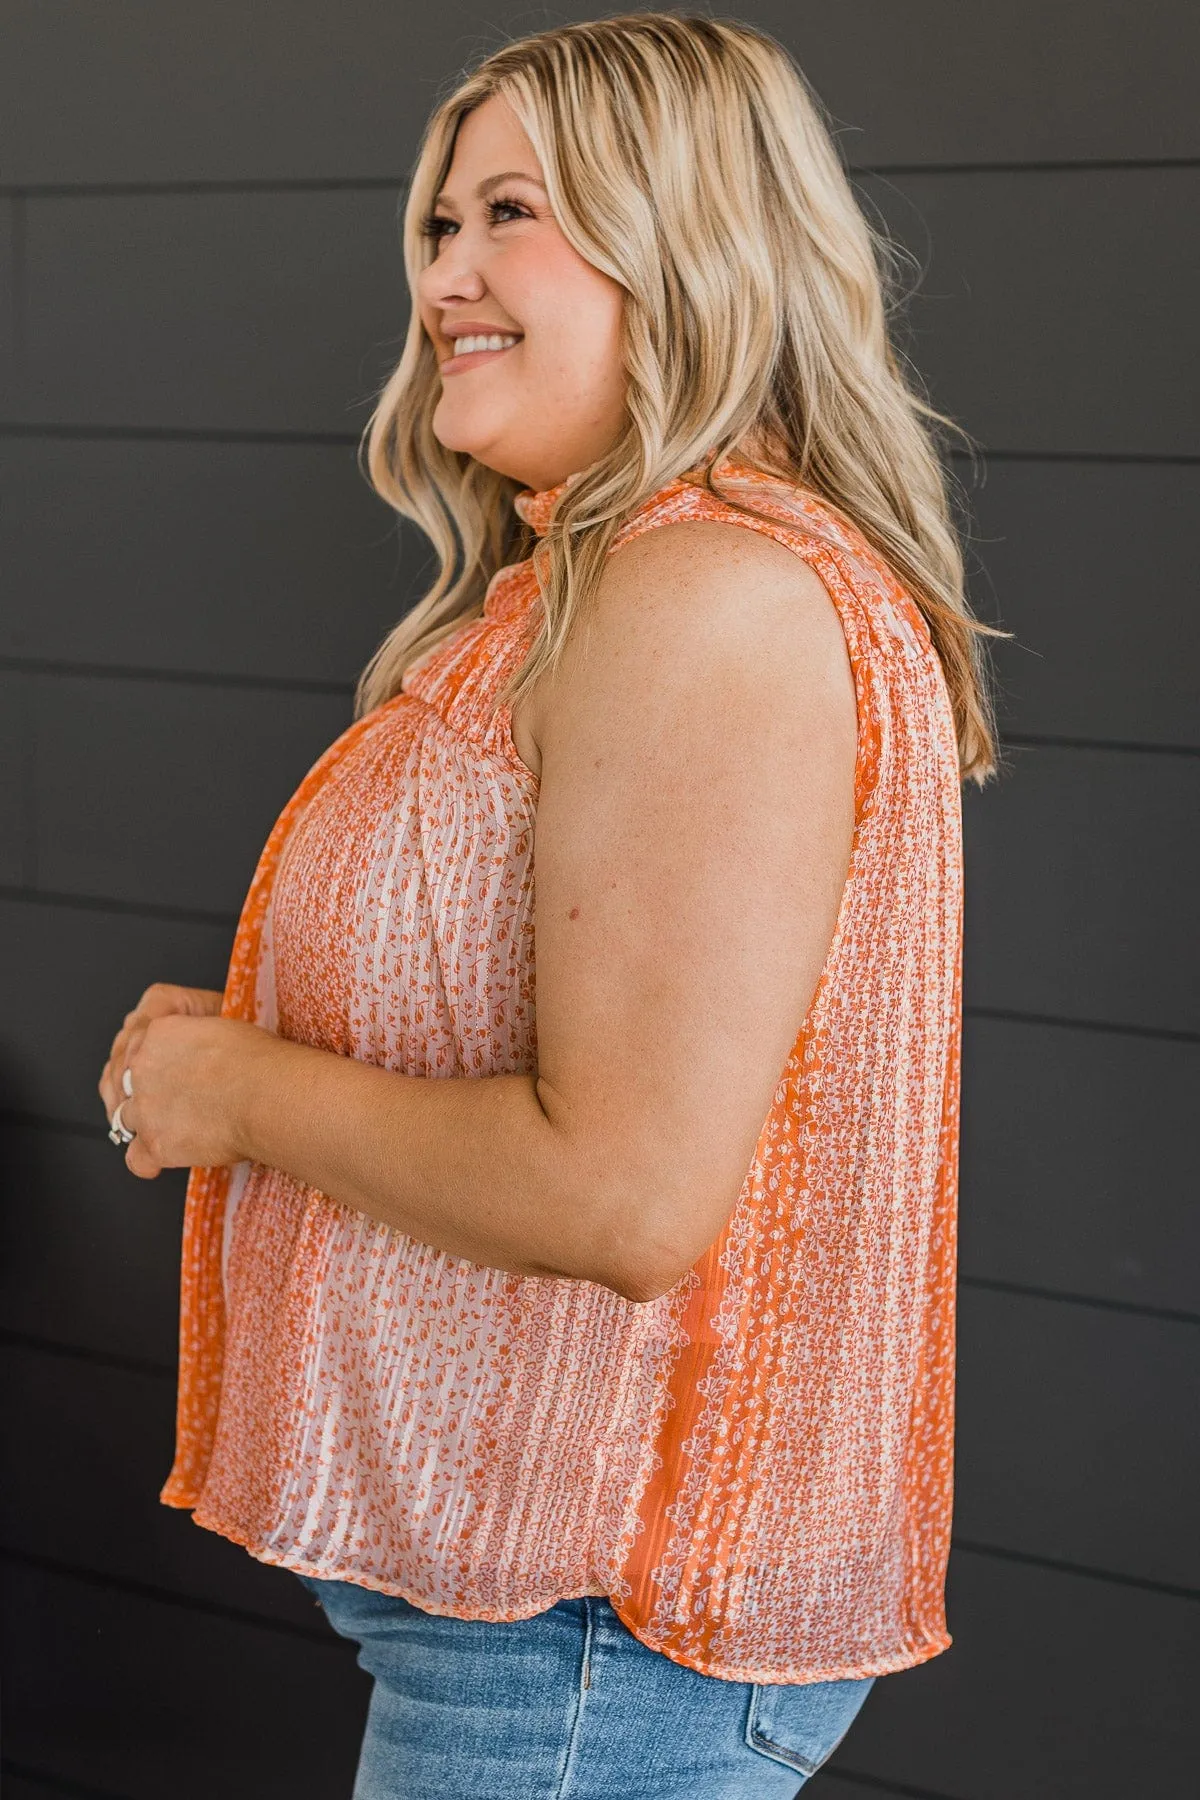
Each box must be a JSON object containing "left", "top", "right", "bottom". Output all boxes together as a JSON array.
[
  {"left": 514, "top": 519, "right": 857, "bottom": 783},
  {"left": 543, "top": 518, "right": 851, "bottom": 725},
  {"left": 600, "top": 516, "right": 838, "bottom": 634}
]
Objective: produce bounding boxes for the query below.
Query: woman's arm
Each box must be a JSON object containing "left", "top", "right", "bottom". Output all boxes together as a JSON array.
[{"left": 103, "top": 521, "right": 857, "bottom": 1302}]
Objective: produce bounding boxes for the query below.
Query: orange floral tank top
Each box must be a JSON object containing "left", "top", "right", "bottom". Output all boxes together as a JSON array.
[{"left": 161, "top": 453, "right": 963, "bottom": 1686}]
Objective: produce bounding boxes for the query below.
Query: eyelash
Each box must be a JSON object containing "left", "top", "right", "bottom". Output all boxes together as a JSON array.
[{"left": 419, "top": 196, "right": 530, "bottom": 242}]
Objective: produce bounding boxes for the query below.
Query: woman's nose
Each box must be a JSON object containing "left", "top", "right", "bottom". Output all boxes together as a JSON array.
[{"left": 420, "top": 235, "right": 487, "bottom": 304}]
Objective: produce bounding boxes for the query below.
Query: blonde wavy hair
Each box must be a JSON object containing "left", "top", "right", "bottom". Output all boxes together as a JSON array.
[{"left": 357, "top": 10, "right": 1002, "bottom": 783}]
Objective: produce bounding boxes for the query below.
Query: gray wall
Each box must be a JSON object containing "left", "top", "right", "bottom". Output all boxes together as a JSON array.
[{"left": 2, "top": 4, "right": 1196, "bottom": 1794}]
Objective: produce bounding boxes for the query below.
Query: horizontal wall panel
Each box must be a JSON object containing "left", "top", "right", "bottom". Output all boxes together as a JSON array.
[
  {"left": 837, "top": 1548, "right": 1195, "bottom": 1797},
  {"left": 964, "top": 459, "right": 1200, "bottom": 750},
  {"left": 0, "top": 0, "right": 434, "bottom": 188},
  {"left": 960, "top": 1017, "right": 1199, "bottom": 1314},
  {"left": 0, "top": 436, "right": 417, "bottom": 682},
  {"left": 962, "top": 747, "right": 1198, "bottom": 1036},
  {"left": 6, "top": 444, "right": 1196, "bottom": 751},
  {"left": 10, "top": 442, "right": 1198, "bottom": 752},
  {"left": 792, "top": 0, "right": 1200, "bottom": 166},
  {"left": 954, "top": 1289, "right": 1199, "bottom": 1589},
  {"left": 0, "top": 1776, "right": 125, "bottom": 1800},
  {"left": 0, "top": 673, "right": 31, "bottom": 884},
  {"left": 859, "top": 166, "right": 1200, "bottom": 457},
  {"left": 8, "top": 446, "right": 1198, "bottom": 754},
  {"left": 0, "top": 1560, "right": 366, "bottom": 1797},
  {"left": 804, "top": 1778, "right": 914, "bottom": 1800},
  {"left": 9, "top": 1551, "right": 1191, "bottom": 1800},
  {"left": 2, "top": 3, "right": 1198, "bottom": 186},
  {"left": 13, "top": 170, "right": 1200, "bottom": 452},
  {"left": 0, "top": 898, "right": 233, "bottom": 1126},
  {"left": 0, "top": 1124, "right": 185, "bottom": 1366},
  {"left": 0, "top": 198, "right": 15, "bottom": 398},
  {"left": 0, "top": 1345, "right": 322, "bottom": 1631},
  {"left": 0, "top": 1774, "right": 92, "bottom": 1800},
  {"left": 10, "top": 189, "right": 403, "bottom": 433},
  {"left": 30, "top": 673, "right": 351, "bottom": 914}
]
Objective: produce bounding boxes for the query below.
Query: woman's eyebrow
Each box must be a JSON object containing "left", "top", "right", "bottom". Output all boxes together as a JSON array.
[{"left": 433, "top": 170, "right": 547, "bottom": 208}]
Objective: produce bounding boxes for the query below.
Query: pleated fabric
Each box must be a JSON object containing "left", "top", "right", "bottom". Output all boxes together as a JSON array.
[{"left": 161, "top": 454, "right": 963, "bottom": 1685}]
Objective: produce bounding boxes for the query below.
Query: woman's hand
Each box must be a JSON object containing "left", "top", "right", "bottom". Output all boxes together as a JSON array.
[
  {"left": 99, "top": 982, "right": 265, "bottom": 1178},
  {"left": 99, "top": 983, "right": 222, "bottom": 1114}
]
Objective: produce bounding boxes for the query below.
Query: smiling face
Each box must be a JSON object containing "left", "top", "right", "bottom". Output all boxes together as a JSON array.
[{"left": 417, "top": 94, "right": 629, "bottom": 493}]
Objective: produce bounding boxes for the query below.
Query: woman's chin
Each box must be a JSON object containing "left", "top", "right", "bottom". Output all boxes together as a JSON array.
[{"left": 431, "top": 409, "right": 508, "bottom": 463}]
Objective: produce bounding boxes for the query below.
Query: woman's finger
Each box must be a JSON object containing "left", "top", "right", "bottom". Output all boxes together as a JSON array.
[
  {"left": 115, "top": 1100, "right": 164, "bottom": 1178},
  {"left": 136, "top": 982, "right": 222, "bottom": 1021},
  {"left": 99, "top": 1029, "right": 134, "bottom": 1115},
  {"left": 100, "top": 982, "right": 218, "bottom": 1121},
  {"left": 121, "top": 1022, "right": 149, "bottom": 1072},
  {"left": 99, "top": 1018, "right": 148, "bottom": 1117},
  {"left": 109, "top": 1096, "right": 158, "bottom": 1178},
  {"left": 98, "top": 1054, "right": 119, "bottom": 1118},
  {"left": 100, "top": 1019, "right": 138, "bottom": 1112},
  {"left": 125, "top": 1130, "right": 162, "bottom": 1181},
  {"left": 131, "top": 983, "right": 183, "bottom": 1021}
]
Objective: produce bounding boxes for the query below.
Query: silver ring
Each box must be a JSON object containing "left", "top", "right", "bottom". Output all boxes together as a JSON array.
[
  {"left": 122, "top": 1067, "right": 134, "bottom": 1098},
  {"left": 108, "top": 1100, "right": 135, "bottom": 1146}
]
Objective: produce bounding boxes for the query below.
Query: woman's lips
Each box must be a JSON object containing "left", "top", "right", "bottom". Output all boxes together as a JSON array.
[{"left": 440, "top": 339, "right": 522, "bottom": 376}]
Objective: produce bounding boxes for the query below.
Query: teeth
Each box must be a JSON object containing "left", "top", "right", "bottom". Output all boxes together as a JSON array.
[{"left": 453, "top": 333, "right": 520, "bottom": 354}]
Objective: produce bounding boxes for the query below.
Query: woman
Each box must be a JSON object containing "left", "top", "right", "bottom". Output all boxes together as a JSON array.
[{"left": 99, "top": 13, "right": 997, "bottom": 1796}]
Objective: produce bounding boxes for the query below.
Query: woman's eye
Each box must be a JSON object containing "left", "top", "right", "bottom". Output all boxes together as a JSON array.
[
  {"left": 420, "top": 196, "right": 530, "bottom": 243},
  {"left": 485, "top": 196, "right": 530, "bottom": 224}
]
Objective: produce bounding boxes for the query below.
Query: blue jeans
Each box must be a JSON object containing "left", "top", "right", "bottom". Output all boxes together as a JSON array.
[{"left": 295, "top": 1574, "right": 875, "bottom": 1798}]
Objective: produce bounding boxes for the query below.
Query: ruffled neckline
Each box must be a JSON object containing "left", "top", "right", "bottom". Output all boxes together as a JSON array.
[
  {"left": 511, "top": 469, "right": 583, "bottom": 537},
  {"left": 513, "top": 447, "right": 743, "bottom": 538}
]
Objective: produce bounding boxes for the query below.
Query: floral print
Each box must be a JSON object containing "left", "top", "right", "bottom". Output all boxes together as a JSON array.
[{"left": 161, "top": 455, "right": 962, "bottom": 1685}]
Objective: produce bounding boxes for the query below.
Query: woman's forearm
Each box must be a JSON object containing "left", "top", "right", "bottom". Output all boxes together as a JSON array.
[{"left": 234, "top": 1032, "right": 639, "bottom": 1296}]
